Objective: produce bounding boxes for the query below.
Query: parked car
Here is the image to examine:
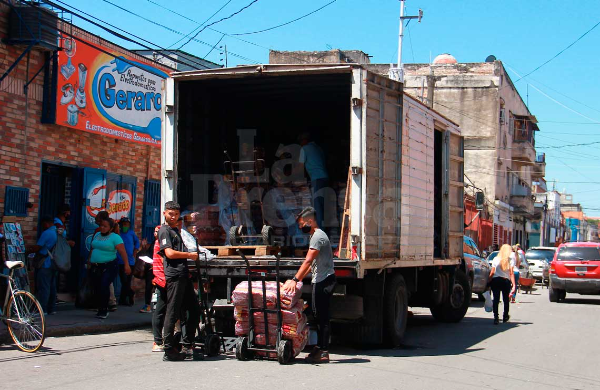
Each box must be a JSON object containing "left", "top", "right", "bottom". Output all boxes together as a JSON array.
[
  {"left": 549, "top": 242, "right": 600, "bottom": 302},
  {"left": 487, "top": 251, "right": 499, "bottom": 267},
  {"left": 464, "top": 236, "right": 491, "bottom": 297},
  {"left": 526, "top": 247, "right": 555, "bottom": 284}
]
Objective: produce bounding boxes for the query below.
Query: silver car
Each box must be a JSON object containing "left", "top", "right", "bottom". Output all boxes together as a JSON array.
[{"left": 525, "top": 247, "right": 555, "bottom": 284}]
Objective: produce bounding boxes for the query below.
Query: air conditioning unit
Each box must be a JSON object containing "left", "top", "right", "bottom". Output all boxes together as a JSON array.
[{"left": 7, "top": 6, "right": 59, "bottom": 50}]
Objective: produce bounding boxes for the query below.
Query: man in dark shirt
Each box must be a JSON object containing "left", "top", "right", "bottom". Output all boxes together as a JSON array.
[{"left": 158, "top": 201, "right": 200, "bottom": 362}]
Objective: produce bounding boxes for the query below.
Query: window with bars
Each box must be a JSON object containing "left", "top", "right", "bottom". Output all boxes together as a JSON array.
[{"left": 4, "top": 186, "right": 30, "bottom": 217}]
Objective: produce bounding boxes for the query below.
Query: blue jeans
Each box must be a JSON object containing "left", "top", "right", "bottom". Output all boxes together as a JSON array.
[
  {"left": 35, "top": 268, "right": 57, "bottom": 314},
  {"left": 512, "top": 271, "right": 520, "bottom": 298}
]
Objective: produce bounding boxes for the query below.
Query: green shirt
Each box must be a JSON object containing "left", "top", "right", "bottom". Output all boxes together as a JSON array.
[{"left": 90, "top": 232, "right": 124, "bottom": 264}]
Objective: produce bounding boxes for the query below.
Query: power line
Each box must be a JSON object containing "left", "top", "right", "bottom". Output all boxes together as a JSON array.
[
  {"left": 47, "top": 0, "right": 213, "bottom": 70},
  {"left": 513, "top": 21, "right": 600, "bottom": 83},
  {"left": 98, "top": 0, "right": 259, "bottom": 63},
  {"left": 175, "top": 0, "right": 260, "bottom": 51},
  {"left": 232, "top": 0, "right": 337, "bottom": 35},
  {"left": 163, "top": 0, "right": 233, "bottom": 49}
]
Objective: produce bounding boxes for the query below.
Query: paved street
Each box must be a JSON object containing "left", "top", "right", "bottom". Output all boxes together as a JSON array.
[{"left": 2, "top": 287, "right": 599, "bottom": 390}]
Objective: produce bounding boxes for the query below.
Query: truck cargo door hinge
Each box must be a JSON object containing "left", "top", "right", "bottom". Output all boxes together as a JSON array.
[{"left": 351, "top": 166, "right": 362, "bottom": 175}]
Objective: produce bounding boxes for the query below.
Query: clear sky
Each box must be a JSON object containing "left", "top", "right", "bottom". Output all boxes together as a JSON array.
[{"left": 67, "top": 0, "right": 600, "bottom": 214}]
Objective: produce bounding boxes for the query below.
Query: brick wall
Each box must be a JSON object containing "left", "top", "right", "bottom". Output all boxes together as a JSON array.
[{"left": 0, "top": 4, "right": 161, "bottom": 245}]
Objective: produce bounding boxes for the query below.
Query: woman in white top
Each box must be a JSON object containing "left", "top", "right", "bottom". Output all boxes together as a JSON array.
[{"left": 489, "top": 244, "right": 516, "bottom": 324}]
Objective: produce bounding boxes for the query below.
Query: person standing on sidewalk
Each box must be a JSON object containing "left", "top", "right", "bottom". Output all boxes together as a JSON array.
[
  {"left": 283, "top": 206, "right": 335, "bottom": 364},
  {"left": 88, "top": 218, "right": 131, "bottom": 319},
  {"left": 138, "top": 237, "right": 154, "bottom": 313},
  {"left": 28, "top": 216, "right": 58, "bottom": 315},
  {"left": 158, "top": 201, "right": 200, "bottom": 362},
  {"left": 489, "top": 244, "right": 516, "bottom": 325},
  {"left": 117, "top": 217, "right": 139, "bottom": 306},
  {"left": 151, "top": 225, "right": 166, "bottom": 352}
]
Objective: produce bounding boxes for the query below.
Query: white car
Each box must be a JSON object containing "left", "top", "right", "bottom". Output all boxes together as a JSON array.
[{"left": 525, "top": 247, "right": 555, "bottom": 284}]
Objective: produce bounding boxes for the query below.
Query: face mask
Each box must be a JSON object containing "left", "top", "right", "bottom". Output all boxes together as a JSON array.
[
  {"left": 301, "top": 224, "right": 311, "bottom": 234},
  {"left": 122, "top": 226, "right": 130, "bottom": 233}
]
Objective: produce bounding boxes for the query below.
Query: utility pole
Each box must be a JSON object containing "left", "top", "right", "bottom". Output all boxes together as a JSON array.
[
  {"left": 389, "top": 1, "right": 423, "bottom": 82},
  {"left": 220, "top": 45, "right": 228, "bottom": 68}
]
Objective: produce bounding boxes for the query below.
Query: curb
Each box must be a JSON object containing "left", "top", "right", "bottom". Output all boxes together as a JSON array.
[{"left": 0, "top": 321, "right": 151, "bottom": 345}]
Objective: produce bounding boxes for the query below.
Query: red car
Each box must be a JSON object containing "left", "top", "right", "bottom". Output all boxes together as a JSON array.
[{"left": 549, "top": 242, "right": 600, "bottom": 302}]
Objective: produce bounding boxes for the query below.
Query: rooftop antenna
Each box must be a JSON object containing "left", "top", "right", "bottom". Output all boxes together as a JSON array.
[{"left": 389, "top": 0, "right": 423, "bottom": 82}]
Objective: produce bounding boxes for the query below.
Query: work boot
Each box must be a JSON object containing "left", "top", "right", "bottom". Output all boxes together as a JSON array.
[
  {"left": 310, "top": 351, "right": 330, "bottom": 364},
  {"left": 181, "top": 346, "right": 204, "bottom": 361},
  {"left": 304, "top": 346, "right": 321, "bottom": 363},
  {"left": 163, "top": 348, "right": 186, "bottom": 362}
]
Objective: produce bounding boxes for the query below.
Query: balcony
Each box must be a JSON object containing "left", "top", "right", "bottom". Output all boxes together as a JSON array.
[
  {"left": 510, "top": 115, "right": 538, "bottom": 163},
  {"left": 510, "top": 181, "right": 534, "bottom": 216},
  {"left": 532, "top": 153, "right": 546, "bottom": 178}
]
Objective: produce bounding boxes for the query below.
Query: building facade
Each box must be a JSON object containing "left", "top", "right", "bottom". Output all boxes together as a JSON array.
[
  {"left": 399, "top": 56, "right": 544, "bottom": 249},
  {"left": 0, "top": 4, "right": 173, "bottom": 292}
]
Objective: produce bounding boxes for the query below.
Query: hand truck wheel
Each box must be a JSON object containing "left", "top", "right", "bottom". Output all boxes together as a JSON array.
[
  {"left": 261, "top": 225, "right": 274, "bottom": 246},
  {"left": 228, "top": 226, "right": 240, "bottom": 246},
  {"left": 205, "top": 333, "right": 221, "bottom": 357},
  {"left": 235, "top": 336, "right": 253, "bottom": 361},
  {"left": 277, "top": 339, "right": 293, "bottom": 365}
]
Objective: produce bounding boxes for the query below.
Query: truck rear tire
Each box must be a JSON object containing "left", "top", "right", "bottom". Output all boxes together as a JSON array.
[
  {"left": 430, "top": 269, "right": 471, "bottom": 323},
  {"left": 384, "top": 274, "right": 408, "bottom": 347}
]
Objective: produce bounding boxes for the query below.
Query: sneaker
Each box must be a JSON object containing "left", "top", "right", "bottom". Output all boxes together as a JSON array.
[
  {"left": 96, "top": 311, "right": 109, "bottom": 319},
  {"left": 503, "top": 314, "right": 510, "bottom": 323},
  {"left": 163, "top": 348, "right": 186, "bottom": 362},
  {"left": 152, "top": 343, "right": 164, "bottom": 352},
  {"left": 139, "top": 305, "right": 152, "bottom": 313},
  {"left": 181, "top": 346, "right": 204, "bottom": 361},
  {"left": 310, "top": 351, "right": 330, "bottom": 364},
  {"left": 108, "top": 305, "right": 118, "bottom": 312},
  {"left": 493, "top": 317, "right": 499, "bottom": 325}
]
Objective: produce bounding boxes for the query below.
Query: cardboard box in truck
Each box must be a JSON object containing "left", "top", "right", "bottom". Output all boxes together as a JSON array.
[{"left": 161, "top": 64, "right": 467, "bottom": 346}]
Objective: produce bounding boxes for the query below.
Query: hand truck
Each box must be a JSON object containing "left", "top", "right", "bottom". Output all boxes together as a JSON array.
[
  {"left": 235, "top": 250, "right": 293, "bottom": 364},
  {"left": 194, "top": 249, "right": 222, "bottom": 357}
]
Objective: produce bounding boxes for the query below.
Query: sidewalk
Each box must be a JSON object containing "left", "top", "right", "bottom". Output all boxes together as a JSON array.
[{"left": 0, "top": 302, "right": 153, "bottom": 344}]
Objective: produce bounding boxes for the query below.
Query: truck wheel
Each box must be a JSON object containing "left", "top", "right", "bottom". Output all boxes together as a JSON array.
[
  {"left": 384, "top": 274, "right": 408, "bottom": 347},
  {"left": 430, "top": 270, "right": 471, "bottom": 323}
]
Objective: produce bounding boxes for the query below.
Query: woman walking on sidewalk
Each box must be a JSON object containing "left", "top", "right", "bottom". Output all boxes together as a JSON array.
[
  {"left": 88, "top": 218, "right": 131, "bottom": 319},
  {"left": 488, "top": 244, "right": 516, "bottom": 325}
]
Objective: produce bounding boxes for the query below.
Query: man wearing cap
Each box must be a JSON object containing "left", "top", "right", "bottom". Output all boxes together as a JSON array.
[
  {"left": 117, "top": 217, "right": 140, "bottom": 306},
  {"left": 158, "top": 201, "right": 201, "bottom": 361}
]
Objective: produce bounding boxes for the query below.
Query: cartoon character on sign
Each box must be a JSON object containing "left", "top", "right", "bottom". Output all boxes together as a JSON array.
[
  {"left": 107, "top": 190, "right": 132, "bottom": 221},
  {"left": 85, "top": 180, "right": 107, "bottom": 224}
]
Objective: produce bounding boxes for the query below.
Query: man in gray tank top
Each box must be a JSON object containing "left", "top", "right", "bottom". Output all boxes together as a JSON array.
[{"left": 283, "top": 207, "right": 336, "bottom": 364}]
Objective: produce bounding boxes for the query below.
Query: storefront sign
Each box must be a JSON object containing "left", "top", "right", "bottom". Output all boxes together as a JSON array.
[
  {"left": 85, "top": 180, "right": 133, "bottom": 223},
  {"left": 56, "top": 36, "right": 169, "bottom": 147}
]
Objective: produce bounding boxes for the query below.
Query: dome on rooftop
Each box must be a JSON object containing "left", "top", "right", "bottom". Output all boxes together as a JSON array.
[{"left": 433, "top": 53, "right": 457, "bottom": 64}]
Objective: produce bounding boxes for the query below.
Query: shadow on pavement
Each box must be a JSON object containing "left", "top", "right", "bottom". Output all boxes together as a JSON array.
[
  {"left": 560, "top": 297, "right": 600, "bottom": 305},
  {"left": 0, "top": 340, "right": 147, "bottom": 363},
  {"left": 332, "top": 314, "right": 532, "bottom": 359}
]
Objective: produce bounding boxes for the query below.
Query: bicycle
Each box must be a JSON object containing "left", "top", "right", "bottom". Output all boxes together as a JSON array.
[{"left": 0, "top": 260, "right": 45, "bottom": 352}]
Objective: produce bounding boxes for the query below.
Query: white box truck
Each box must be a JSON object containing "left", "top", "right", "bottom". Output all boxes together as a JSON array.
[{"left": 161, "top": 64, "right": 467, "bottom": 346}]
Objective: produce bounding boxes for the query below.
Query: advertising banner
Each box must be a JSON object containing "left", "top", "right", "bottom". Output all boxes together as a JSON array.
[{"left": 56, "top": 36, "right": 170, "bottom": 147}]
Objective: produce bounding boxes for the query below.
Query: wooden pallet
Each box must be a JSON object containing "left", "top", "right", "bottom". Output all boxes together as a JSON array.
[
  {"left": 204, "top": 245, "right": 280, "bottom": 257},
  {"left": 338, "top": 168, "right": 353, "bottom": 259}
]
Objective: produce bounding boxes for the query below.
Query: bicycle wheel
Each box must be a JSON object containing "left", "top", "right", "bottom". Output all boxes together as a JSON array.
[{"left": 6, "top": 291, "right": 45, "bottom": 352}]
